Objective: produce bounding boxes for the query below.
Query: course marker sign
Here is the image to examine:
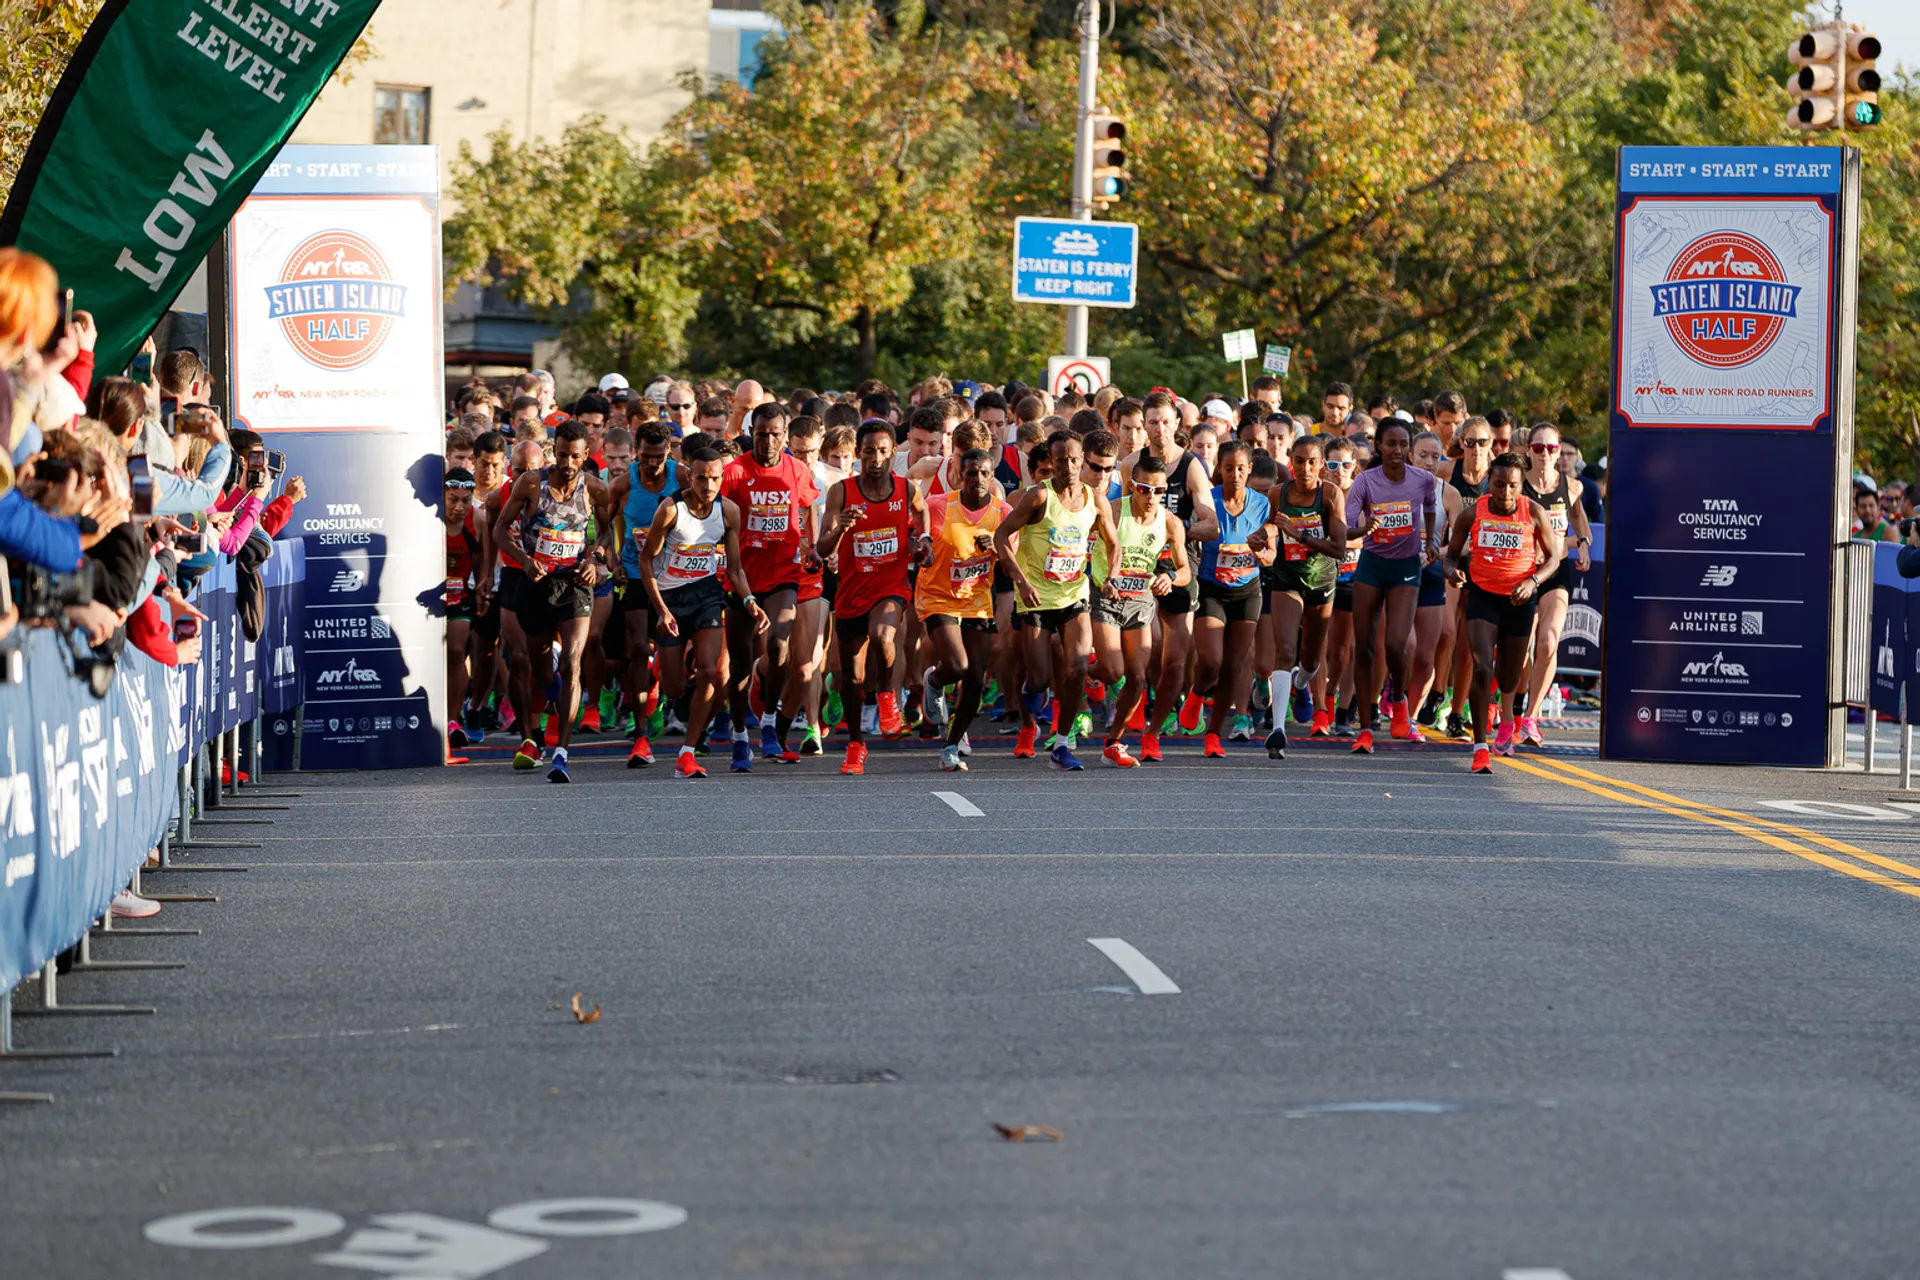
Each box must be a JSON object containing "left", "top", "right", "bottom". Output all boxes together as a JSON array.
[
  {"left": 1012, "top": 218, "right": 1138, "bottom": 308},
  {"left": 1047, "top": 355, "right": 1111, "bottom": 397},
  {"left": 1263, "top": 344, "right": 1292, "bottom": 376},
  {"left": 1221, "top": 328, "right": 1257, "bottom": 362}
]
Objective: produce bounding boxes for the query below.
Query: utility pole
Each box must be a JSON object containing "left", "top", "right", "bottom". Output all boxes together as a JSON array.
[{"left": 1065, "top": 0, "right": 1099, "bottom": 359}]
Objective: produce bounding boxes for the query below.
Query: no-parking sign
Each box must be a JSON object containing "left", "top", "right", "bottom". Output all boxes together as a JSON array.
[{"left": 1047, "top": 356, "right": 1111, "bottom": 397}]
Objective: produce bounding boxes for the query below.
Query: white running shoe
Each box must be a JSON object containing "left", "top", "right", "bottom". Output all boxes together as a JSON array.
[
  {"left": 861, "top": 704, "right": 880, "bottom": 735},
  {"left": 110, "top": 890, "right": 160, "bottom": 920},
  {"left": 922, "top": 672, "right": 949, "bottom": 729},
  {"left": 956, "top": 732, "right": 972, "bottom": 758},
  {"left": 939, "top": 743, "right": 966, "bottom": 771}
]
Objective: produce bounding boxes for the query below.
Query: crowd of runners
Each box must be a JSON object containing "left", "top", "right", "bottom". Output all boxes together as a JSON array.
[{"left": 441, "top": 372, "right": 1599, "bottom": 782}]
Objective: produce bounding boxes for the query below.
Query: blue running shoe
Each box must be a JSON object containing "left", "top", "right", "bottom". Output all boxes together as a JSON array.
[
  {"left": 760, "top": 722, "right": 783, "bottom": 758},
  {"left": 730, "top": 739, "right": 754, "bottom": 773},
  {"left": 711, "top": 710, "right": 732, "bottom": 741},
  {"left": 744, "top": 710, "right": 762, "bottom": 731},
  {"left": 546, "top": 750, "right": 571, "bottom": 783},
  {"left": 1021, "top": 684, "right": 1050, "bottom": 717},
  {"left": 1050, "top": 742, "right": 1084, "bottom": 771}
]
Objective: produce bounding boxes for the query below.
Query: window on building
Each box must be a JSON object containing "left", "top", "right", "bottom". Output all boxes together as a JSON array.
[
  {"left": 709, "top": 5, "right": 781, "bottom": 84},
  {"left": 374, "top": 86, "right": 430, "bottom": 145}
]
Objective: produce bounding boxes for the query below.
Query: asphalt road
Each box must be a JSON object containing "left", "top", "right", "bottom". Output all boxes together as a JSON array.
[{"left": 4, "top": 728, "right": 1919, "bottom": 1279}]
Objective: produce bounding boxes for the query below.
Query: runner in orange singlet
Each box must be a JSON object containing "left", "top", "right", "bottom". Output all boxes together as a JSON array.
[{"left": 915, "top": 449, "right": 1009, "bottom": 772}]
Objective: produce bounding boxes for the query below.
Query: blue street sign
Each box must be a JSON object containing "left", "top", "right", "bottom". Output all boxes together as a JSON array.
[{"left": 1012, "top": 217, "right": 1138, "bottom": 309}]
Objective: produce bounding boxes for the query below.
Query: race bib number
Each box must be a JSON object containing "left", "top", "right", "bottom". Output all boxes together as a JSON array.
[
  {"left": 1044, "top": 545, "right": 1087, "bottom": 583},
  {"left": 1477, "top": 525, "right": 1526, "bottom": 553},
  {"left": 1339, "top": 542, "right": 1362, "bottom": 574},
  {"left": 950, "top": 556, "right": 992, "bottom": 588},
  {"left": 532, "top": 524, "right": 585, "bottom": 567},
  {"left": 1109, "top": 572, "right": 1151, "bottom": 600},
  {"left": 1284, "top": 514, "right": 1323, "bottom": 561},
  {"left": 1369, "top": 500, "right": 1413, "bottom": 545},
  {"left": 1546, "top": 508, "right": 1569, "bottom": 537},
  {"left": 664, "top": 542, "right": 718, "bottom": 582},
  {"left": 1213, "top": 542, "right": 1258, "bottom": 588},
  {"left": 444, "top": 576, "right": 468, "bottom": 602},
  {"left": 853, "top": 530, "right": 898, "bottom": 567}
]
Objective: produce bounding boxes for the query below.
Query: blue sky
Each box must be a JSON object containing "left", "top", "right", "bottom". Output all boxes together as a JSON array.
[{"left": 1810, "top": 0, "right": 1920, "bottom": 74}]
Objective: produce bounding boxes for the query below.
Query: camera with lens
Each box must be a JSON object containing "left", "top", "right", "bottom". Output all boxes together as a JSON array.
[
  {"left": 12, "top": 559, "right": 96, "bottom": 621},
  {"left": 1901, "top": 517, "right": 1918, "bottom": 539}
]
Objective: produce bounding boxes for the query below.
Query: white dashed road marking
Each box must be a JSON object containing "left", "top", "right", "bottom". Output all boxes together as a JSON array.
[
  {"left": 1087, "top": 937, "right": 1180, "bottom": 995},
  {"left": 933, "top": 791, "right": 983, "bottom": 816},
  {"left": 1503, "top": 1269, "right": 1574, "bottom": 1280}
]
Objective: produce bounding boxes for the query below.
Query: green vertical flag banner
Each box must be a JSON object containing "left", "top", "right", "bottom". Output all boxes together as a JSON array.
[{"left": 0, "top": 0, "right": 382, "bottom": 373}]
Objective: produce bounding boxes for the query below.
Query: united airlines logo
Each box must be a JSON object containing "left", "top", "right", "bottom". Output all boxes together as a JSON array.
[
  {"left": 1651, "top": 231, "right": 1798, "bottom": 369},
  {"left": 266, "top": 230, "right": 406, "bottom": 372}
]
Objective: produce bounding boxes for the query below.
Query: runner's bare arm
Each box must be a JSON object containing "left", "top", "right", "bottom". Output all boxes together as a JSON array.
[
  {"left": 1520, "top": 498, "right": 1565, "bottom": 600},
  {"left": 474, "top": 491, "right": 500, "bottom": 609},
  {"left": 1566, "top": 476, "right": 1592, "bottom": 571},
  {"left": 491, "top": 475, "right": 539, "bottom": 578},
  {"left": 1312, "top": 481, "right": 1348, "bottom": 557},
  {"left": 1166, "top": 512, "right": 1192, "bottom": 587},
  {"left": 606, "top": 469, "right": 631, "bottom": 580},
  {"left": 816, "top": 481, "right": 852, "bottom": 559},
  {"left": 1092, "top": 486, "right": 1119, "bottom": 572},
  {"left": 909, "top": 484, "right": 933, "bottom": 565},
  {"left": 721, "top": 498, "right": 769, "bottom": 631},
  {"left": 1185, "top": 459, "right": 1220, "bottom": 542},
  {"left": 994, "top": 486, "right": 1045, "bottom": 605},
  {"left": 587, "top": 476, "right": 616, "bottom": 583},
  {"left": 638, "top": 499, "right": 679, "bottom": 622},
  {"left": 1445, "top": 505, "right": 1475, "bottom": 587}
]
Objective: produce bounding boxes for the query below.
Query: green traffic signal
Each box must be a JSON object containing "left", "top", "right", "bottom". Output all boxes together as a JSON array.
[{"left": 1849, "top": 99, "right": 1883, "bottom": 127}]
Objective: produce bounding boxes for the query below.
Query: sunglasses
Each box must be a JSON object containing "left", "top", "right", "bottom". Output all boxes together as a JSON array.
[
  {"left": 1530, "top": 442, "right": 1557, "bottom": 453},
  {"left": 1132, "top": 482, "right": 1168, "bottom": 494},
  {"left": 1325, "top": 459, "right": 1355, "bottom": 469},
  {"left": 1462, "top": 438, "right": 1492, "bottom": 447},
  {"left": 1086, "top": 461, "right": 1116, "bottom": 473},
  {"left": 666, "top": 401, "right": 694, "bottom": 410},
  {"left": 445, "top": 480, "right": 476, "bottom": 492}
]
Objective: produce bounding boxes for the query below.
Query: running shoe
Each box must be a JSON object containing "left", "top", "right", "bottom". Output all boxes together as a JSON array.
[
  {"left": 1178, "top": 691, "right": 1206, "bottom": 732},
  {"left": 1351, "top": 729, "right": 1375, "bottom": 754},
  {"left": 1014, "top": 724, "right": 1038, "bottom": 758},
  {"left": 1493, "top": 719, "right": 1516, "bottom": 757},
  {"left": 648, "top": 708, "right": 668, "bottom": 738},
  {"left": 547, "top": 751, "right": 571, "bottom": 784},
  {"left": 1309, "top": 709, "right": 1335, "bottom": 737},
  {"left": 512, "top": 738, "right": 542, "bottom": 770},
  {"left": 1265, "top": 724, "right": 1288, "bottom": 760},
  {"left": 801, "top": 727, "right": 824, "bottom": 756},
  {"left": 860, "top": 704, "right": 881, "bottom": 736},
  {"left": 1085, "top": 678, "right": 1108, "bottom": 705},
  {"left": 1127, "top": 700, "right": 1146, "bottom": 731},
  {"left": 1140, "top": 731, "right": 1163, "bottom": 762},
  {"left": 498, "top": 703, "right": 517, "bottom": 734},
  {"left": 627, "top": 737, "right": 654, "bottom": 768},
  {"left": 1292, "top": 686, "right": 1315, "bottom": 725},
  {"left": 1417, "top": 690, "right": 1444, "bottom": 727},
  {"left": 823, "top": 689, "right": 843, "bottom": 732},
  {"left": 1389, "top": 699, "right": 1415, "bottom": 740},
  {"left": 840, "top": 741, "right": 868, "bottom": 775},
  {"left": 111, "top": 889, "right": 160, "bottom": 920},
  {"left": 464, "top": 723, "right": 486, "bottom": 747},
  {"left": 599, "top": 686, "right": 620, "bottom": 725},
  {"left": 1073, "top": 711, "right": 1093, "bottom": 741},
  {"left": 1444, "top": 711, "right": 1470, "bottom": 741},
  {"left": 1102, "top": 741, "right": 1140, "bottom": 768},
  {"left": 619, "top": 711, "right": 638, "bottom": 738},
  {"left": 778, "top": 745, "right": 802, "bottom": 764},
  {"left": 730, "top": 739, "right": 754, "bottom": 773},
  {"left": 1227, "top": 714, "right": 1254, "bottom": 742},
  {"left": 1050, "top": 741, "right": 1085, "bottom": 771},
  {"left": 1471, "top": 743, "right": 1494, "bottom": 774},
  {"left": 940, "top": 743, "right": 967, "bottom": 772},
  {"left": 1333, "top": 711, "right": 1355, "bottom": 736},
  {"left": 675, "top": 751, "right": 708, "bottom": 780},
  {"left": 579, "top": 706, "right": 602, "bottom": 734},
  {"left": 1203, "top": 732, "right": 1227, "bottom": 758},
  {"left": 957, "top": 733, "right": 973, "bottom": 757},
  {"left": 448, "top": 723, "right": 471, "bottom": 749},
  {"left": 761, "top": 722, "right": 784, "bottom": 758},
  {"left": 1020, "top": 684, "right": 1050, "bottom": 717},
  {"left": 1519, "top": 715, "right": 1545, "bottom": 748},
  {"left": 711, "top": 710, "right": 732, "bottom": 742},
  {"left": 1251, "top": 676, "right": 1271, "bottom": 712},
  {"left": 544, "top": 712, "right": 563, "bottom": 748}
]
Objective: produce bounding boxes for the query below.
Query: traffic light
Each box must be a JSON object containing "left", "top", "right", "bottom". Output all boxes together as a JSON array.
[
  {"left": 1787, "top": 27, "right": 1841, "bottom": 131},
  {"left": 1089, "top": 111, "right": 1128, "bottom": 210},
  {"left": 1845, "top": 29, "right": 1882, "bottom": 130}
]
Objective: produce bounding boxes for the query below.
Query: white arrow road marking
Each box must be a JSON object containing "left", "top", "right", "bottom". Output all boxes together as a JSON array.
[
  {"left": 1503, "top": 1270, "right": 1574, "bottom": 1280},
  {"left": 1087, "top": 937, "right": 1180, "bottom": 994},
  {"left": 932, "top": 791, "right": 983, "bottom": 816}
]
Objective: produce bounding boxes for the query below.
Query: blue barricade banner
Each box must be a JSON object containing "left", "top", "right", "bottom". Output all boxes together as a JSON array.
[
  {"left": 1869, "top": 539, "right": 1910, "bottom": 720},
  {"left": 1558, "top": 523, "right": 1605, "bottom": 676},
  {"left": 0, "top": 631, "right": 179, "bottom": 993}
]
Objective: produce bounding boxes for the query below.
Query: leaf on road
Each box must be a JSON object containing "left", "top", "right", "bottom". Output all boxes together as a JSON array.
[
  {"left": 570, "top": 992, "right": 601, "bottom": 1024},
  {"left": 992, "top": 1123, "right": 1062, "bottom": 1143}
]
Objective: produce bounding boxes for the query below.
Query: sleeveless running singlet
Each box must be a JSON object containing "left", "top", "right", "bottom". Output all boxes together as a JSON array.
[
  {"left": 834, "top": 474, "right": 914, "bottom": 619},
  {"left": 1200, "top": 486, "right": 1270, "bottom": 589},
  {"left": 1449, "top": 465, "right": 1487, "bottom": 508},
  {"left": 1014, "top": 484, "right": 1097, "bottom": 611},
  {"left": 1156, "top": 449, "right": 1202, "bottom": 580},
  {"left": 653, "top": 496, "right": 726, "bottom": 588},
  {"left": 1270, "top": 483, "right": 1336, "bottom": 595},
  {"left": 1521, "top": 468, "right": 1571, "bottom": 549},
  {"left": 1467, "top": 494, "right": 1536, "bottom": 596},
  {"left": 1092, "top": 498, "right": 1169, "bottom": 600},
  {"left": 520, "top": 467, "right": 592, "bottom": 576},
  {"left": 916, "top": 492, "right": 1007, "bottom": 619},
  {"left": 620, "top": 458, "right": 679, "bottom": 578}
]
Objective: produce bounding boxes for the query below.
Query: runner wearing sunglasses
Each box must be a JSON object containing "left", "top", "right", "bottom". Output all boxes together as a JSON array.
[
  {"left": 1263, "top": 435, "right": 1346, "bottom": 759},
  {"left": 1508, "top": 421, "right": 1591, "bottom": 750},
  {"left": 1343, "top": 419, "right": 1439, "bottom": 755},
  {"left": 1440, "top": 416, "right": 1494, "bottom": 740},
  {"left": 1311, "top": 437, "right": 1366, "bottom": 737}
]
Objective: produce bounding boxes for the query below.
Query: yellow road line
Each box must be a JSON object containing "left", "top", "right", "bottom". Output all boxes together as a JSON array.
[
  {"left": 1495, "top": 755, "right": 1920, "bottom": 903},
  {"left": 1528, "top": 756, "right": 1920, "bottom": 884}
]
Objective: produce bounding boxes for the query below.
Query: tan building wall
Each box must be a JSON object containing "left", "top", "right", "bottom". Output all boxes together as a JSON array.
[{"left": 292, "top": 0, "right": 714, "bottom": 198}]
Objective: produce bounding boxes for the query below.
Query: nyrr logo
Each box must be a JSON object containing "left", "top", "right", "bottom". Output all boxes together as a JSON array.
[
  {"left": 266, "top": 230, "right": 406, "bottom": 371},
  {"left": 1681, "top": 650, "right": 1749, "bottom": 679},
  {"left": 1651, "top": 230, "right": 1798, "bottom": 369},
  {"left": 316, "top": 659, "right": 381, "bottom": 688}
]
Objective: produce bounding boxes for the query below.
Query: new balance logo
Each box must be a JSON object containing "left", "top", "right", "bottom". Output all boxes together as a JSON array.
[
  {"left": 330, "top": 569, "right": 366, "bottom": 593},
  {"left": 1699, "top": 565, "right": 1737, "bottom": 587}
]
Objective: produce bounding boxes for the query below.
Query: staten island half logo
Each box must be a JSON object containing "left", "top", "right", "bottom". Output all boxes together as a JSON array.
[
  {"left": 1649, "top": 231, "right": 1799, "bottom": 370},
  {"left": 264, "top": 230, "right": 407, "bottom": 372}
]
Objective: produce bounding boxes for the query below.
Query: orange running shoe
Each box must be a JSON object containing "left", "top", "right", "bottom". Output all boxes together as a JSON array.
[
  {"left": 1388, "top": 699, "right": 1414, "bottom": 740},
  {"left": 544, "top": 712, "right": 562, "bottom": 747},
  {"left": 1351, "top": 729, "right": 1375, "bottom": 754},
  {"left": 1127, "top": 699, "right": 1146, "bottom": 732},
  {"left": 840, "top": 741, "right": 868, "bottom": 775},
  {"left": 1102, "top": 741, "right": 1140, "bottom": 768},
  {"left": 1471, "top": 743, "right": 1493, "bottom": 774},
  {"left": 580, "top": 706, "right": 602, "bottom": 734},
  {"left": 1178, "top": 691, "right": 1205, "bottom": 732},
  {"left": 877, "top": 691, "right": 905, "bottom": 736},
  {"left": 1309, "top": 709, "right": 1335, "bottom": 737},
  {"left": 1203, "top": 732, "right": 1227, "bottom": 758},
  {"left": 1085, "top": 678, "right": 1107, "bottom": 704},
  {"left": 1014, "top": 724, "right": 1038, "bottom": 758},
  {"left": 1139, "top": 732, "right": 1163, "bottom": 762},
  {"left": 674, "top": 751, "right": 707, "bottom": 779},
  {"left": 627, "top": 737, "right": 654, "bottom": 769}
]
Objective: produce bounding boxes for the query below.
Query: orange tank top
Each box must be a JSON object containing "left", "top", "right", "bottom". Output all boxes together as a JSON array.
[
  {"left": 916, "top": 492, "right": 1008, "bottom": 620},
  {"left": 1467, "top": 494, "right": 1536, "bottom": 595}
]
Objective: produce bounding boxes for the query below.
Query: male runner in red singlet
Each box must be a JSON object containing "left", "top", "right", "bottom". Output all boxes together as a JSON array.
[{"left": 817, "top": 421, "right": 930, "bottom": 776}]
